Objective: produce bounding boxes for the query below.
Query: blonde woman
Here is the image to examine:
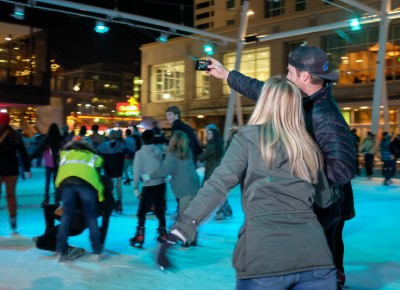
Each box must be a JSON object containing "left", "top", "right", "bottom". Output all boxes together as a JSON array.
[{"left": 157, "top": 77, "right": 337, "bottom": 289}]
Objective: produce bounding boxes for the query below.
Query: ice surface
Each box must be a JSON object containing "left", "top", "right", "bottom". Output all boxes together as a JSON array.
[{"left": 0, "top": 167, "right": 399, "bottom": 290}]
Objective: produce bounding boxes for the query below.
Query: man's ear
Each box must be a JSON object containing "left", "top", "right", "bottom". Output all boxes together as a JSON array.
[{"left": 301, "top": 71, "right": 310, "bottom": 83}]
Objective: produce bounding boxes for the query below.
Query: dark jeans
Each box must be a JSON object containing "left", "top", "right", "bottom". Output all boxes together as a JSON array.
[
  {"left": 236, "top": 268, "right": 337, "bottom": 290},
  {"left": 137, "top": 183, "right": 166, "bottom": 228},
  {"left": 364, "top": 154, "right": 374, "bottom": 176},
  {"left": 382, "top": 160, "right": 395, "bottom": 181},
  {"left": 56, "top": 184, "right": 102, "bottom": 254},
  {"left": 44, "top": 166, "right": 58, "bottom": 202}
]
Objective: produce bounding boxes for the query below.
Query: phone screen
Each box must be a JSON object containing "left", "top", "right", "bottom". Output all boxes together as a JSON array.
[{"left": 195, "top": 60, "right": 211, "bottom": 71}]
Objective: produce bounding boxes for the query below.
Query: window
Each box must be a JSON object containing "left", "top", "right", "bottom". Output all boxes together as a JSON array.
[
  {"left": 264, "top": 0, "right": 285, "bottom": 18},
  {"left": 150, "top": 61, "right": 184, "bottom": 102},
  {"left": 227, "top": 0, "right": 235, "bottom": 9},
  {"left": 196, "top": 12, "right": 210, "bottom": 20},
  {"left": 196, "top": 72, "right": 210, "bottom": 98},
  {"left": 196, "top": 1, "right": 211, "bottom": 9},
  {"left": 227, "top": 19, "right": 235, "bottom": 26},
  {"left": 324, "top": 25, "right": 400, "bottom": 85},
  {"left": 295, "top": 0, "right": 306, "bottom": 11},
  {"left": 222, "top": 47, "right": 270, "bottom": 95},
  {"left": 196, "top": 23, "right": 210, "bottom": 29}
]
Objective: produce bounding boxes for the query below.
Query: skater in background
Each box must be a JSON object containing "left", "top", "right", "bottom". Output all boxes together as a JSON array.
[
  {"left": 165, "top": 106, "right": 202, "bottom": 221},
  {"left": 198, "top": 127, "right": 232, "bottom": 220},
  {"left": 0, "top": 112, "right": 32, "bottom": 231},
  {"left": 122, "top": 128, "right": 136, "bottom": 185},
  {"left": 361, "top": 131, "right": 377, "bottom": 179},
  {"left": 144, "top": 130, "right": 200, "bottom": 247},
  {"left": 380, "top": 132, "right": 395, "bottom": 185},
  {"left": 130, "top": 130, "right": 166, "bottom": 248},
  {"left": 33, "top": 175, "right": 115, "bottom": 260},
  {"left": 97, "top": 130, "right": 126, "bottom": 213},
  {"left": 157, "top": 77, "right": 337, "bottom": 289},
  {"left": 55, "top": 137, "right": 104, "bottom": 261},
  {"left": 166, "top": 106, "right": 202, "bottom": 163},
  {"left": 89, "top": 124, "right": 104, "bottom": 149},
  {"left": 30, "top": 123, "right": 64, "bottom": 207},
  {"left": 391, "top": 134, "right": 400, "bottom": 175}
]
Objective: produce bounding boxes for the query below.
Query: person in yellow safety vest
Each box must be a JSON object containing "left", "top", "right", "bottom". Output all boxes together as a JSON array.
[{"left": 54, "top": 136, "right": 104, "bottom": 261}]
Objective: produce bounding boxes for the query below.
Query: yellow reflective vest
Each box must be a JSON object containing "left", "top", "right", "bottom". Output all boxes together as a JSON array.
[{"left": 55, "top": 149, "right": 104, "bottom": 201}]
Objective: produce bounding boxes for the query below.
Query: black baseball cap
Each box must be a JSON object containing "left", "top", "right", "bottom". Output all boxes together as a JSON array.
[{"left": 288, "top": 46, "right": 338, "bottom": 80}]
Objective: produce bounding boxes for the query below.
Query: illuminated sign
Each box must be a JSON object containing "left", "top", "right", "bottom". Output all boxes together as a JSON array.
[{"left": 116, "top": 97, "right": 141, "bottom": 116}]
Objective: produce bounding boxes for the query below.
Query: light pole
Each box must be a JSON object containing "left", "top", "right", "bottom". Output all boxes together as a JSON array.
[{"left": 223, "top": 0, "right": 251, "bottom": 145}]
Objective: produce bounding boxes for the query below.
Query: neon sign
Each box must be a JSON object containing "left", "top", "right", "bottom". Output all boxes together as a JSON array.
[{"left": 116, "top": 97, "right": 141, "bottom": 116}]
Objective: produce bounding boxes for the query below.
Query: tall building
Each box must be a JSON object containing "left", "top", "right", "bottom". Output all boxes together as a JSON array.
[
  {"left": 140, "top": 0, "right": 400, "bottom": 143},
  {"left": 48, "top": 62, "right": 141, "bottom": 133},
  {"left": 0, "top": 22, "right": 51, "bottom": 134}
]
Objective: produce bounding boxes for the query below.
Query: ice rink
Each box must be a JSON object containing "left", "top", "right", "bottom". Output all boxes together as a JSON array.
[{"left": 0, "top": 167, "right": 399, "bottom": 290}]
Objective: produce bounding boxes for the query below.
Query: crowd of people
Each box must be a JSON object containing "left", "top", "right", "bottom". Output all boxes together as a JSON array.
[{"left": 1, "top": 45, "right": 399, "bottom": 290}]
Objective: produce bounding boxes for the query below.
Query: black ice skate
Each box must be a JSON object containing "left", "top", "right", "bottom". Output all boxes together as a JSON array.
[
  {"left": 66, "top": 246, "right": 86, "bottom": 260},
  {"left": 156, "top": 227, "right": 168, "bottom": 243},
  {"left": 130, "top": 226, "right": 145, "bottom": 248}
]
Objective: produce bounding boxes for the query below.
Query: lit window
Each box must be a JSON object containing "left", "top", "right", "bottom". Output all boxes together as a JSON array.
[
  {"left": 222, "top": 47, "right": 270, "bottom": 95},
  {"left": 150, "top": 61, "right": 185, "bottom": 102},
  {"left": 196, "top": 72, "right": 210, "bottom": 98}
]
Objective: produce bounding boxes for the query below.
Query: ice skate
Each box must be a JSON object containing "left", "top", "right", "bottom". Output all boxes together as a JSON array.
[
  {"left": 129, "top": 226, "right": 145, "bottom": 248},
  {"left": 66, "top": 246, "right": 86, "bottom": 260},
  {"left": 156, "top": 227, "right": 168, "bottom": 243}
]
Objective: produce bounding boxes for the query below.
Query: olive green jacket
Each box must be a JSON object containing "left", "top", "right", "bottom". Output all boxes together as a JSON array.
[{"left": 172, "top": 125, "right": 334, "bottom": 279}]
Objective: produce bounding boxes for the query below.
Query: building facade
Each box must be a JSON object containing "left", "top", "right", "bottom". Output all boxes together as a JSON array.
[
  {"left": 49, "top": 62, "right": 140, "bottom": 134},
  {"left": 140, "top": 0, "right": 400, "bottom": 143}
]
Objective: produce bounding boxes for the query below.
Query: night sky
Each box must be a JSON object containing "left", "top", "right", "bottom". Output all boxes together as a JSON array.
[{"left": 0, "top": 0, "right": 194, "bottom": 70}]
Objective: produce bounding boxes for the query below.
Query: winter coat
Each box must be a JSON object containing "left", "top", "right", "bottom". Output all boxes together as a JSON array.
[
  {"left": 171, "top": 126, "right": 334, "bottom": 279},
  {"left": 0, "top": 124, "right": 31, "bottom": 176},
  {"left": 361, "top": 137, "right": 377, "bottom": 155},
  {"left": 380, "top": 137, "right": 393, "bottom": 161},
  {"left": 197, "top": 141, "right": 223, "bottom": 179},
  {"left": 171, "top": 119, "right": 203, "bottom": 162},
  {"left": 97, "top": 139, "right": 126, "bottom": 178},
  {"left": 150, "top": 152, "right": 200, "bottom": 198},
  {"left": 30, "top": 135, "right": 63, "bottom": 169},
  {"left": 226, "top": 70, "right": 356, "bottom": 186},
  {"left": 55, "top": 141, "right": 104, "bottom": 201},
  {"left": 133, "top": 144, "right": 165, "bottom": 189}
]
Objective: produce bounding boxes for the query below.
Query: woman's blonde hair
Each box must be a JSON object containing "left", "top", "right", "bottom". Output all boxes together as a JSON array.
[
  {"left": 247, "top": 76, "right": 323, "bottom": 183},
  {"left": 168, "top": 130, "right": 191, "bottom": 160}
]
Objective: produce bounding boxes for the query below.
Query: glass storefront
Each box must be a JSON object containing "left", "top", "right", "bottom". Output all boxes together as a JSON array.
[
  {"left": 324, "top": 25, "right": 400, "bottom": 85},
  {"left": 222, "top": 47, "right": 270, "bottom": 95}
]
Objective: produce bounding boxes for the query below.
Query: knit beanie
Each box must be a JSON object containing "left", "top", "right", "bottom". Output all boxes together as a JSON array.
[{"left": 0, "top": 113, "right": 10, "bottom": 125}]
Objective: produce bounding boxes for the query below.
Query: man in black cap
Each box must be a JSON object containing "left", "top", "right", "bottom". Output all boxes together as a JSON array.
[{"left": 205, "top": 46, "right": 356, "bottom": 288}]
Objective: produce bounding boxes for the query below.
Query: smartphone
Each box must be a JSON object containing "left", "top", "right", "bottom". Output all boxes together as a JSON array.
[{"left": 194, "top": 60, "right": 211, "bottom": 71}]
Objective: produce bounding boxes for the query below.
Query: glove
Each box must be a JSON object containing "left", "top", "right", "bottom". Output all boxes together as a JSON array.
[
  {"left": 134, "top": 189, "right": 141, "bottom": 199},
  {"left": 157, "top": 233, "right": 180, "bottom": 270}
]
